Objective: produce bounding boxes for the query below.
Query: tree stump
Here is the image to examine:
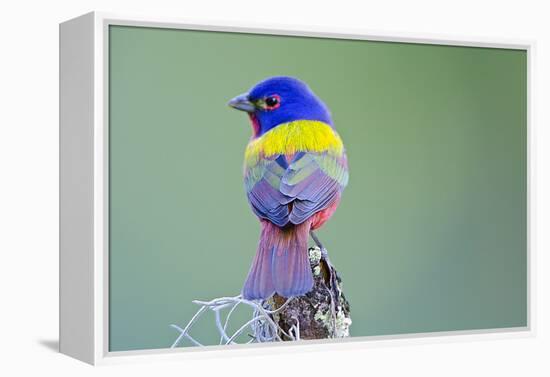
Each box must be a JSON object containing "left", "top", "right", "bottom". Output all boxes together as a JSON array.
[{"left": 267, "top": 247, "right": 351, "bottom": 340}]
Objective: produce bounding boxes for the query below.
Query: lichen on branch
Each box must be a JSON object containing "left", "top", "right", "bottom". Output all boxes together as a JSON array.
[{"left": 171, "top": 247, "right": 351, "bottom": 347}]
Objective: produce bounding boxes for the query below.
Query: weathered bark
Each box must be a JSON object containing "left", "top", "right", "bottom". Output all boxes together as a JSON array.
[{"left": 268, "top": 247, "right": 352, "bottom": 340}]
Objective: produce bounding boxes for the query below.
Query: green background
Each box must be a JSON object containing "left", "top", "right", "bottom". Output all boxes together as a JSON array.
[{"left": 109, "top": 25, "right": 527, "bottom": 352}]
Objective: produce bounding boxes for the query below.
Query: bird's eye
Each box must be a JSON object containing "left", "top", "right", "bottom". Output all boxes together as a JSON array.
[{"left": 264, "top": 95, "right": 281, "bottom": 110}]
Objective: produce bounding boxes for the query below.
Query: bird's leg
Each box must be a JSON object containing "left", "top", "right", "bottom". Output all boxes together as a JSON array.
[
  {"left": 309, "top": 230, "right": 325, "bottom": 252},
  {"left": 309, "top": 231, "right": 338, "bottom": 290}
]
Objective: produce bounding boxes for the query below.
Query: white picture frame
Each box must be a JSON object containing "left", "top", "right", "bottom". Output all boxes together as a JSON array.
[{"left": 59, "top": 11, "right": 534, "bottom": 365}]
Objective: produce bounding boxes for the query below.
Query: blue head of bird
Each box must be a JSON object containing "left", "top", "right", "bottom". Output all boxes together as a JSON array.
[{"left": 228, "top": 76, "right": 333, "bottom": 137}]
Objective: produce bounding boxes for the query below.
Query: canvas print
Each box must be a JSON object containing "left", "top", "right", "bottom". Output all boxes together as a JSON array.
[{"left": 108, "top": 25, "right": 527, "bottom": 352}]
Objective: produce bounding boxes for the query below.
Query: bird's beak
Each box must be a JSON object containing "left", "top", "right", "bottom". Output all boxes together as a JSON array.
[{"left": 228, "top": 93, "right": 255, "bottom": 113}]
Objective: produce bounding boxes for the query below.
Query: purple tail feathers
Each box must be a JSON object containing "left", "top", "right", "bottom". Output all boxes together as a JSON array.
[{"left": 242, "top": 221, "right": 314, "bottom": 300}]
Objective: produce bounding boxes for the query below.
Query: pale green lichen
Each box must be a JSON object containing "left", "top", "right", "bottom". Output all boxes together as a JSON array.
[
  {"left": 308, "top": 247, "right": 322, "bottom": 265},
  {"left": 334, "top": 306, "right": 352, "bottom": 338},
  {"left": 314, "top": 309, "right": 331, "bottom": 328},
  {"left": 313, "top": 265, "right": 321, "bottom": 276}
]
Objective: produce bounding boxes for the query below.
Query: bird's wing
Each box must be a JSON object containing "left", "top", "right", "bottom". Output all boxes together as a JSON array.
[
  {"left": 281, "top": 151, "right": 349, "bottom": 225},
  {"left": 244, "top": 155, "right": 293, "bottom": 227},
  {"left": 245, "top": 151, "right": 348, "bottom": 226}
]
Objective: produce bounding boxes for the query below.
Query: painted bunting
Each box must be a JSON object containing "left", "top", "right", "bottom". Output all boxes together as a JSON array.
[{"left": 228, "top": 76, "right": 349, "bottom": 300}]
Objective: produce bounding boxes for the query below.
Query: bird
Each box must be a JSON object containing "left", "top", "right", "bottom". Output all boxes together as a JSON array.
[{"left": 228, "top": 76, "right": 349, "bottom": 301}]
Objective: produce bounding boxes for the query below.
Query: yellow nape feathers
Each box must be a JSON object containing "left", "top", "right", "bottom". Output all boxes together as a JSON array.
[{"left": 244, "top": 120, "right": 343, "bottom": 166}]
